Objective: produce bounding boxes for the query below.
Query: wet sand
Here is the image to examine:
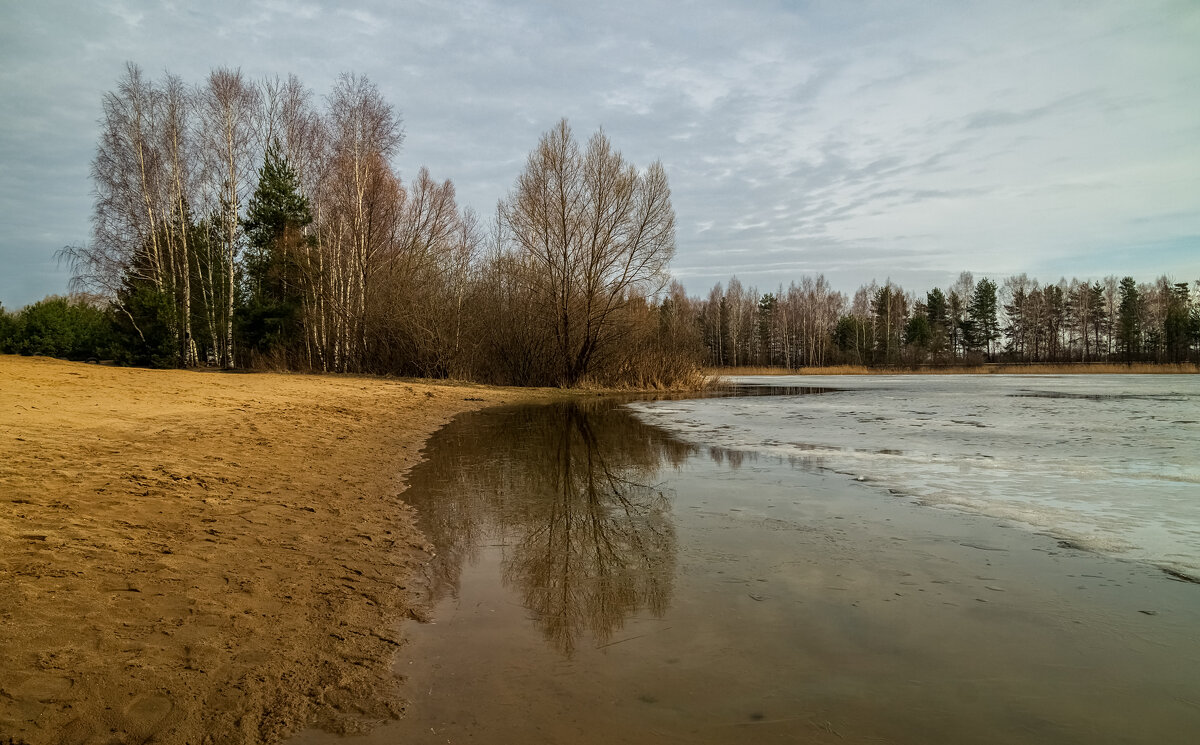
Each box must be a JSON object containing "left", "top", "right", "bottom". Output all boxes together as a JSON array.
[
  {"left": 0, "top": 356, "right": 549, "bottom": 744},
  {"left": 291, "top": 400, "right": 1200, "bottom": 745}
]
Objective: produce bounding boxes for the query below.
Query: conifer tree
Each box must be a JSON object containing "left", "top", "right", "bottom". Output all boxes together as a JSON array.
[
  {"left": 1164, "top": 282, "right": 1192, "bottom": 363},
  {"left": 925, "top": 287, "right": 949, "bottom": 355},
  {"left": 239, "top": 144, "right": 313, "bottom": 361},
  {"left": 969, "top": 278, "right": 1000, "bottom": 359},
  {"left": 1116, "top": 276, "right": 1141, "bottom": 362}
]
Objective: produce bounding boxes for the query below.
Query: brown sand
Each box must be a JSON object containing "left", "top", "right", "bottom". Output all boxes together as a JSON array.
[{"left": 0, "top": 356, "right": 546, "bottom": 744}]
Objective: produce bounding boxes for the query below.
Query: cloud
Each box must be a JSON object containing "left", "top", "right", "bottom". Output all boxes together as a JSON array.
[{"left": 1, "top": 0, "right": 1197, "bottom": 307}]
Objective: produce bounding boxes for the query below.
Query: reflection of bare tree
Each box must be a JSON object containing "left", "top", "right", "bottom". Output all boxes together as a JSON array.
[
  {"left": 504, "top": 406, "right": 674, "bottom": 655},
  {"left": 707, "top": 446, "right": 749, "bottom": 469},
  {"left": 402, "top": 401, "right": 688, "bottom": 656}
]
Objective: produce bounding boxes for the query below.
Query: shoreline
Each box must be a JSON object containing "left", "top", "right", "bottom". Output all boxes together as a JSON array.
[
  {"left": 6, "top": 358, "right": 1196, "bottom": 742},
  {"left": 290, "top": 398, "right": 1200, "bottom": 744},
  {"left": 0, "top": 356, "right": 558, "bottom": 743},
  {"left": 636, "top": 374, "right": 1200, "bottom": 584},
  {"left": 708, "top": 363, "right": 1200, "bottom": 376}
]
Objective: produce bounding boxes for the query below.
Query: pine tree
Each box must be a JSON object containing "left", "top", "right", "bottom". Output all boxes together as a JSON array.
[
  {"left": 926, "top": 287, "right": 949, "bottom": 355},
  {"left": 969, "top": 278, "right": 1000, "bottom": 359},
  {"left": 1116, "top": 276, "right": 1141, "bottom": 362},
  {"left": 1164, "top": 282, "right": 1192, "bottom": 363},
  {"left": 904, "top": 303, "right": 932, "bottom": 357},
  {"left": 239, "top": 144, "right": 313, "bottom": 362},
  {"left": 1003, "top": 285, "right": 1028, "bottom": 360}
]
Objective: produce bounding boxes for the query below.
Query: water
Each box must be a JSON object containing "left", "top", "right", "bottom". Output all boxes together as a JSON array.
[
  {"left": 289, "top": 391, "right": 1200, "bottom": 744},
  {"left": 631, "top": 374, "right": 1200, "bottom": 581}
]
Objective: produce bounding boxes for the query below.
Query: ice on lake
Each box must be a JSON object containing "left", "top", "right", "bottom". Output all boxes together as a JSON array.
[{"left": 628, "top": 374, "right": 1200, "bottom": 581}]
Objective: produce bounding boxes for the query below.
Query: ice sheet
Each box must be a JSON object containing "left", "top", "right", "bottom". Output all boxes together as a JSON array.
[{"left": 628, "top": 374, "right": 1200, "bottom": 580}]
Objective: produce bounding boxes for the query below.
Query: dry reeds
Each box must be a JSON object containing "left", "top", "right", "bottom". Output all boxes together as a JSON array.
[
  {"left": 704, "top": 365, "right": 871, "bottom": 376},
  {"left": 707, "top": 363, "right": 1199, "bottom": 376},
  {"left": 981, "top": 363, "right": 1200, "bottom": 375}
]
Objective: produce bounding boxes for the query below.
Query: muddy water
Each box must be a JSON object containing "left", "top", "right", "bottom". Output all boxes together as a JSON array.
[{"left": 291, "top": 399, "right": 1200, "bottom": 744}]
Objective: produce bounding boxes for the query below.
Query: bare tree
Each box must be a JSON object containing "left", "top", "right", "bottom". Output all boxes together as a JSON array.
[
  {"left": 70, "top": 69, "right": 704, "bottom": 382},
  {"left": 500, "top": 119, "right": 676, "bottom": 385},
  {"left": 367, "top": 167, "right": 480, "bottom": 375},
  {"left": 197, "top": 68, "right": 260, "bottom": 367},
  {"left": 160, "top": 73, "right": 199, "bottom": 365},
  {"left": 72, "top": 65, "right": 163, "bottom": 296},
  {"left": 62, "top": 63, "right": 182, "bottom": 356},
  {"left": 318, "top": 73, "right": 404, "bottom": 371}
]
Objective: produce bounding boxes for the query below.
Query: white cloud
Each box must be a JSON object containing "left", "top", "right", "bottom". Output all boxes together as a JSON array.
[{"left": 0, "top": 0, "right": 1197, "bottom": 306}]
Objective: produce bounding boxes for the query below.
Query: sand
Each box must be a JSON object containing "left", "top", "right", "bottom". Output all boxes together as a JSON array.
[{"left": 0, "top": 356, "right": 545, "bottom": 744}]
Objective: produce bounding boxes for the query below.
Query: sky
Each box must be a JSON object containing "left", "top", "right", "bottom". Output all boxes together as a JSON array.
[{"left": 1, "top": 0, "right": 1198, "bottom": 308}]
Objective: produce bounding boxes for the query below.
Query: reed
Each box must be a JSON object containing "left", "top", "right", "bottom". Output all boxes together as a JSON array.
[
  {"left": 707, "top": 362, "right": 1200, "bottom": 376},
  {"left": 981, "top": 363, "right": 1200, "bottom": 375},
  {"left": 704, "top": 365, "right": 872, "bottom": 376}
]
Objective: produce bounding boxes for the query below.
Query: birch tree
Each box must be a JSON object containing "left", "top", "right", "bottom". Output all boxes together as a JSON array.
[
  {"left": 322, "top": 73, "right": 403, "bottom": 371},
  {"left": 197, "top": 68, "right": 260, "bottom": 367},
  {"left": 75, "top": 64, "right": 166, "bottom": 318},
  {"left": 160, "top": 73, "right": 199, "bottom": 365}
]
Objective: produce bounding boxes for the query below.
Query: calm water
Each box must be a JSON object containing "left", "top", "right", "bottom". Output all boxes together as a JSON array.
[{"left": 292, "top": 389, "right": 1200, "bottom": 745}]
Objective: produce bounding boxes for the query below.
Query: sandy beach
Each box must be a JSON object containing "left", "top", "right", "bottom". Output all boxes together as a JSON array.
[{"left": 0, "top": 356, "right": 545, "bottom": 744}]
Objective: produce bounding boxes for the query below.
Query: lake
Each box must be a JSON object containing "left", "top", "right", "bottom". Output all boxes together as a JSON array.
[
  {"left": 634, "top": 374, "right": 1200, "bottom": 582},
  {"left": 291, "top": 376, "right": 1200, "bottom": 744}
]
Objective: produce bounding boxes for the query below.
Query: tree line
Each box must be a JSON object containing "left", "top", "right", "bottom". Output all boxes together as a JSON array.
[
  {"left": 689, "top": 271, "right": 1200, "bottom": 367},
  {"left": 4, "top": 63, "right": 1197, "bottom": 380},
  {"left": 24, "top": 63, "right": 695, "bottom": 386}
]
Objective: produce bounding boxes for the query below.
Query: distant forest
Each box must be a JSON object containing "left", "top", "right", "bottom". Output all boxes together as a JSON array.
[
  {"left": 691, "top": 271, "right": 1200, "bottom": 368},
  {"left": 1, "top": 64, "right": 1197, "bottom": 382}
]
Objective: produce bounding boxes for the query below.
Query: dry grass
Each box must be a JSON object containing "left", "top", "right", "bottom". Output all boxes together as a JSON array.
[
  {"left": 708, "top": 362, "right": 1199, "bottom": 376},
  {"left": 981, "top": 363, "right": 1199, "bottom": 375},
  {"left": 705, "top": 365, "right": 872, "bottom": 376}
]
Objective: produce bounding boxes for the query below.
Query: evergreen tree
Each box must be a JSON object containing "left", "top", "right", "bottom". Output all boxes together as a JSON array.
[
  {"left": 1003, "top": 285, "right": 1028, "bottom": 360},
  {"left": 4, "top": 297, "right": 117, "bottom": 360},
  {"left": 1116, "top": 276, "right": 1141, "bottom": 362},
  {"left": 1043, "top": 283, "right": 1066, "bottom": 361},
  {"left": 969, "top": 278, "right": 1000, "bottom": 360},
  {"left": 834, "top": 315, "right": 872, "bottom": 365},
  {"left": 1164, "top": 282, "right": 1193, "bottom": 363},
  {"left": 756, "top": 293, "right": 776, "bottom": 365},
  {"left": 904, "top": 304, "right": 932, "bottom": 356},
  {"left": 99, "top": 226, "right": 183, "bottom": 367},
  {"left": 112, "top": 280, "right": 178, "bottom": 367},
  {"left": 925, "top": 287, "right": 949, "bottom": 355},
  {"left": 239, "top": 144, "right": 313, "bottom": 362},
  {"left": 1192, "top": 285, "right": 1200, "bottom": 360}
]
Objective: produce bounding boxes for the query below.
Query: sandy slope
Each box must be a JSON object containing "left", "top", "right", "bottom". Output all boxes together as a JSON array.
[{"left": 0, "top": 356, "right": 541, "bottom": 744}]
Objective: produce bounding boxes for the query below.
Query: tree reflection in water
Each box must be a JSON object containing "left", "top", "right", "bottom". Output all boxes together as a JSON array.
[{"left": 401, "top": 400, "right": 693, "bottom": 656}]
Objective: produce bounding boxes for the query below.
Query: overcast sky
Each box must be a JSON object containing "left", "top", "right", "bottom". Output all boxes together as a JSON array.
[{"left": 1, "top": 0, "right": 1197, "bottom": 308}]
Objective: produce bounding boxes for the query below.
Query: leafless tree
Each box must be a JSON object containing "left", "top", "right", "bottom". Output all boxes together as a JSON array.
[
  {"left": 197, "top": 68, "right": 260, "bottom": 366},
  {"left": 69, "top": 64, "right": 164, "bottom": 308},
  {"left": 70, "top": 67, "right": 706, "bottom": 382},
  {"left": 368, "top": 168, "right": 481, "bottom": 376},
  {"left": 159, "top": 73, "right": 200, "bottom": 365},
  {"left": 61, "top": 63, "right": 199, "bottom": 355},
  {"left": 500, "top": 119, "right": 676, "bottom": 385},
  {"left": 310, "top": 73, "right": 404, "bottom": 371}
]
